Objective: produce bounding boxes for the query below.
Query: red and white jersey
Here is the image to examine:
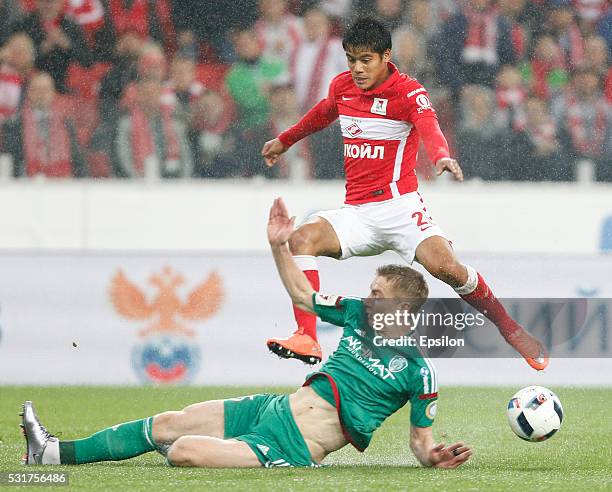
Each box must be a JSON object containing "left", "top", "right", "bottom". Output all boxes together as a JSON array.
[
  {"left": 279, "top": 63, "right": 449, "bottom": 205},
  {"left": 255, "top": 15, "right": 304, "bottom": 67}
]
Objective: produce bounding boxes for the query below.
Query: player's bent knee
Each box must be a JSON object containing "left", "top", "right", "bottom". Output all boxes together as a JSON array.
[
  {"left": 288, "top": 227, "right": 318, "bottom": 255},
  {"left": 431, "top": 258, "right": 464, "bottom": 284},
  {"left": 152, "top": 411, "right": 185, "bottom": 443},
  {"left": 166, "top": 437, "right": 195, "bottom": 467}
]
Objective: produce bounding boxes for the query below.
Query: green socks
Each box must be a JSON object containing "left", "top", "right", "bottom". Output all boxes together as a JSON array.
[{"left": 59, "top": 417, "right": 156, "bottom": 464}]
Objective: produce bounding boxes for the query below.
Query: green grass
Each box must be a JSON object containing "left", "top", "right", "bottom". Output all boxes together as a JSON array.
[{"left": 1, "top": 386, "right": 611, "bottom": 491}]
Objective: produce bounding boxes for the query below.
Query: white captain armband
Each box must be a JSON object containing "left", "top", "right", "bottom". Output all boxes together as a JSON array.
[{"left": 314, "top": 293, "right": 343, "bottom": 308}]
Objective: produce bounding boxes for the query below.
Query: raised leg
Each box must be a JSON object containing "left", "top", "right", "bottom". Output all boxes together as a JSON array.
[
  {"left": 415, "top": 236, "right": 548, "bottom": 370},
  {"left": 267, "top": 217, "right": 341, "bottom": 364}
]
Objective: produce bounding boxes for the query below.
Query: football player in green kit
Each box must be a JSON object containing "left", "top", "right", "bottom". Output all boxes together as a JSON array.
[{"left": 21, "top": 198, "right": 471, "bottom": 469}]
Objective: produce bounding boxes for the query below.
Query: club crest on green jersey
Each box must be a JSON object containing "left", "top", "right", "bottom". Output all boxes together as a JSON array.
[{"left": 389, "top": 355, "right": 408, "bottom": 373}]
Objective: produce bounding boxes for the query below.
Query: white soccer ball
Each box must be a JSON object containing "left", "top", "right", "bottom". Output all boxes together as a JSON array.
[{"left": 506, "top": 386, "right": 563, "bottom": 442}]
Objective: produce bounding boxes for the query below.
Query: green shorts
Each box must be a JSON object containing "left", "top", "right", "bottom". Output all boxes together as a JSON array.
[{"left": 223, "top": 393, "right": 319, "bottom": 468}]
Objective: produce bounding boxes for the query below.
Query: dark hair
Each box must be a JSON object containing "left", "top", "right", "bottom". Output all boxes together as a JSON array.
[
  {"left": 342, "top": 17, "right": 392, "bottom": 55},
  {"left": 375, "top": 264, "right": 428, "bottom": 308}
]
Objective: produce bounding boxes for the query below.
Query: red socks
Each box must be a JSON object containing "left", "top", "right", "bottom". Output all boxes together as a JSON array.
[
  {"left": 292, "top": 256, "right": 319, "bottom": 341},
  {"left": 457, "top": 267, "right": 520, "bottom": 339}
]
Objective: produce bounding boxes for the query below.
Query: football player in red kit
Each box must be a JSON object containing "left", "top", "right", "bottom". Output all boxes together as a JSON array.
[{"left": 261, "top": 17, "right": 548, "bottom": 371}]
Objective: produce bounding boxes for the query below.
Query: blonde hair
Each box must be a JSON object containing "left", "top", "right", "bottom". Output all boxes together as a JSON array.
[{"left": 375, "top": 264, "right": 429, "bottom": 310}]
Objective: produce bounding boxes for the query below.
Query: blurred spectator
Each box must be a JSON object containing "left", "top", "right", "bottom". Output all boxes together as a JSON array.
[
  {"left": 0, "top": 33, "right": 34, "bottom": 127},
  {"left": 190, "top": 89, "right": 235, "bottom": 178},
  {"left": 21, "top": 0, "right": 114, "bottom": 54},
  {"left": 170, "top": 0, "right": 207, "bottom": 58},
  {"left": 391, "top": 0, "right": 439, "bottom": 87},
  {"left": 98, "top": 29, "right": 145, "bottom": 121},
  {"left": 171, "top": 0, "right": 258, "bottom": 63},
  {"left": 90, "top": 33, "right": 152, "bottom": 179},
  {"left": 421, "top": 0, "right": 458, "bottom": 25},
  {"left": 573, "top": 0, "right": 607, "bottom": 28},
  {"left": 10, "top": 0, "right": 93, "bottom": 93},
  {"left": 4, "top": 72, "right": 87, "bottom": 177},
  {"left": 392, "top": 30, "right": 430, "bottom": 84},
  {"left": 293, "top": 7, "right": 345, "bottom": 179},
  {"left": 412, "top": 0, "right": 458, "bottom": 30},
  {"left": 114, "top": 78, "right": 192, "bottom": 178},
  {"left": 293, "top": 8, "right": 345, "bottom": 111},
  {"left": 136, "top": 42, "right": 167, "bottom": 82},
  {"left": 225, "top": 28, "right": 286, "bottom": 177},
  {"left": 164, "top": 56, "right": 204, "bottom": 124},
  {"left": 106, "top": 0, "right": 176, "bottom": 54},
  {"left": 405, "top": 0, "right": 441, "bottom": 45},
  {"left": 353, "top": 0, "right": 455, "bottom": 23},
  {"left": 495, "top": 65, "right": 527, "bottom": 132},
  {"left": 520, "top": 35, "right": 569, "bottom": 99},
  {"left": 518, "top": 0, "right": 548, "bottom": 34},
  {"left": 552, "top": 67, "right": 612, "bottom": 180},
  {"left": 584, "top": 34, "right": 610, "bottom": 122},
  {"left": 373, "top": 0, "right": 406, "bottom": 33},
  {"left": 546, "top": 0, "right": 586, "bottom": 70},
  {"left": 455, "top": 85, "right": 504, "bottom": 180},
  {"left": 509, "top": 96, "right": 569, "bottom": 180},
  {"left": 175, "top": 30, "right": 198, "bottom": 60},
  {"left": 583, "top": 34, "right": 609, "bottom": 76},
  {"left": 255, "top": 0, "right": 304, "bottom": 67},
  {"left": 268, "top": 81, "right": 311, "bottom": 180},
  {"left": 0, "top": 0, "right": 24, "bottom": 47},
  {"left": 118, "top": 42, "right": 168, "bottom": 115},
  {"left": 63, "top": 0, "right": 115, "bottom": 60},
  {"left": 318, "top": 0, "right": 351, "bottom": 20},
  {"left": 498, "top": 0, "right": 529, "bottom": 61},
  {"left": 598, "top": 3, "right": 612, "bottom": 55},
  {"left": 438, "top": 0, "right": 516, "bottom": 98}
]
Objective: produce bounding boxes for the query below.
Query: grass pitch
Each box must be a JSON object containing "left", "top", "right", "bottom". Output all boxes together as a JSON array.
[{"left": 0, "top": 386, "right": 611, "bottom": 491}]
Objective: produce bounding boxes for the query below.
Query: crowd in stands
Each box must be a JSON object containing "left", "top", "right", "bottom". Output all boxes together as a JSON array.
[{"left": 0, "top": 0, "right": 611, "bottom": 181}]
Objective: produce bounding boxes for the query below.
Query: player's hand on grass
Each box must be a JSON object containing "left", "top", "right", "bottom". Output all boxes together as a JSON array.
[
  {"left": 267, "top": 197, "right": 295, "bottom": 247},
  {"left": 435, "top": 158, "right": 464, "bottom": 182},
  {"left": 429, "top": 441, "right": 472, "bottom": 469},
  {"left": 262, "top": 138, "right": 289, "bottom": 167}
]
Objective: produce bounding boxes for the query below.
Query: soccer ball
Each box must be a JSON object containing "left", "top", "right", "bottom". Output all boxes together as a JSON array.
[{"left": 506, "top": 386, "right": 563, "bottom": 442}]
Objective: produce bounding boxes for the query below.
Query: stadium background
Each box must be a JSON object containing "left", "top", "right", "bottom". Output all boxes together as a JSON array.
[{"left": 0, "top": 0, "right": 611, "bottom": 390}]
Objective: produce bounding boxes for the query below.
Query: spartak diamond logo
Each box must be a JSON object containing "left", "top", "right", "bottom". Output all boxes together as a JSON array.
[{"left": 347, "top": 122, "right": 363, "bottom": 137}]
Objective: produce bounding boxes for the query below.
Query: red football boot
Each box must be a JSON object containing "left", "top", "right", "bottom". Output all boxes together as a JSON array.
[
  {"left": 266, "top": 327, "right": 322, "bottom": 365},
  {"left": 505, "top": 327, "right": 549, "bottom": 371}
]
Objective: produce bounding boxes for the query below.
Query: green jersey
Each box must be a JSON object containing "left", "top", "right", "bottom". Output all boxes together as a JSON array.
[
  {"left": 305, "top": 293, "right": 438, "bottom": 451},
  {"left": 225, "top": 57, "right": 286, "bottom": 129}
]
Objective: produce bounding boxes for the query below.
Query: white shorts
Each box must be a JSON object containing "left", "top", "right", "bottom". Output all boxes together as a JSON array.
[{"left": 311, "top": 192, "right": 447, "bottom": 263}]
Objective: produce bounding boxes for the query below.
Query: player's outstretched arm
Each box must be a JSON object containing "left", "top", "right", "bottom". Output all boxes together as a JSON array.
[
  {"left": 268, "top": 198, "right": 315, "bottom": 313},
  {"left": 409, "top": 426, "right": 472, "bottom": 468},
  {"left": 263, "top": 95, "right": 338, "bottom": 167}
]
